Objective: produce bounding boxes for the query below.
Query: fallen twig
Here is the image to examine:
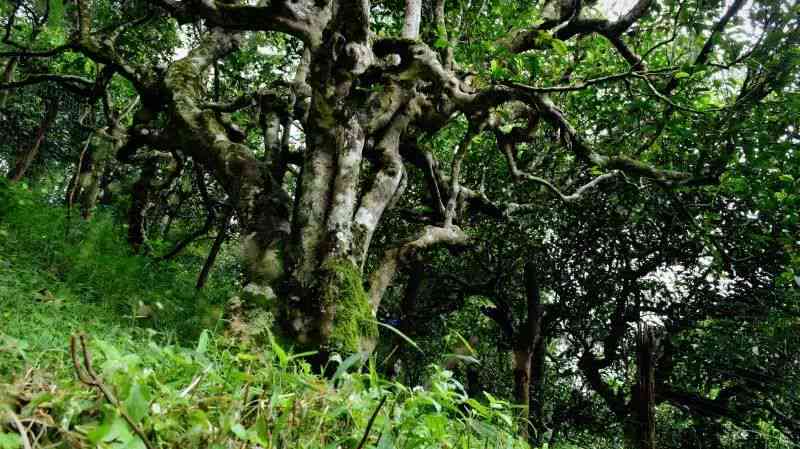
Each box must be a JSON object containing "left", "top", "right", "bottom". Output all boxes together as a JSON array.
[
  {"left": 70, "top": 334, "right": 156, "bottom": 449},
  {"left": 6, "top": 410, "right": 32, "bottom": 449},
  {"left": 179, "top": 365, "right": 212, "bottom": 398}
]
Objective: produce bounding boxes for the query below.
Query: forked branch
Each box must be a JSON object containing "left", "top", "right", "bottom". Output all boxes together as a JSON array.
[{"left": 70, "top": 334, "right": 156, "bottom": 449}]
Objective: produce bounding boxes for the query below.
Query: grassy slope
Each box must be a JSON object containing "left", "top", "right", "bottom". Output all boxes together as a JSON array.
[
  {"left": 0, "top": 183, "right": 232, "bottom": 379},
  {"left": 0, "top": 183, "right": 525, "bottom": 449}
]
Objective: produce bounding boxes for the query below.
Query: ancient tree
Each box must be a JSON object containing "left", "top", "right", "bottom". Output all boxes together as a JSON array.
[{"left": 2, "top": 0, "right": 797, "bottom": 362}]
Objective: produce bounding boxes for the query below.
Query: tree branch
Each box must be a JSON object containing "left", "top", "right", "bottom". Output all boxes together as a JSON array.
[
  {"left": 505, "top": 0, "right": 654, "bottom": 53},
  {"left": 152, "top": 0, "right": 329, "bottom": 47},
  {"left": 0, "top": 73, "right": 94, "bottom": 94},
  {"left": 368, "top": 225, "right": 469, "bottom": 313},
  {"left": 502, "top": 68, "right": 673, "bottom": 94},
  {"left": 402, "top": 0, "right": 422, "bottom": 39}
]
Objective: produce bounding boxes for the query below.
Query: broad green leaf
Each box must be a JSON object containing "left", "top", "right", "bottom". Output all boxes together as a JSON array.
[
  {"left": 231, "top": 423, "right": 247, "bottom": 440},
  {"left": 550, "top": 38, "right": 568, "bottom": 55},
  {"left": 331, "top": 351, "right": 367, "bottom": 382},
  {"left": 253, "top": 416, "right": 270, "bottom": 445},
  {"left": 196, "top": 329, "right": 210, "bottom": 354},
  {"left": 267, "top": 330, "right": 288, "bottom": 368},
  {"left": 434, "top": 37, "right": 449, "bottom": 49},
  {"left": 125, "top": 383, "right": 150, "bottom": 423}
]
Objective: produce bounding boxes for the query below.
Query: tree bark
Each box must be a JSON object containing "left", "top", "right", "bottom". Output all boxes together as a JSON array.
[
  {"left": 76, "top": 149, "right": 100, "bottom": 218},
  {"left": 127, "top": 160, "right": 157, "bottom": 253},
  {"left": 513, "top": 262, "right": 545, "bottom": 441},
  {"left": 529, "top": 334, "right": 548, "bottom": 446},
  {"left": 196, "top": 209, "right": 233, "bottom": 290},
  {"left": 0, "top": 57, "right": 16, "bottom": 109},
  {"left": 66, "top": 133, "right": 115, "bottom": 219},
  {"left": 384, "top": 260, "right": 424, "bottom": 380},
  {"left": 8, "top": 98, "right": 58, "bottom": 182},
  {"left": 631, "top": 324, "right": 657, "bottom": 449},
  {"left": 402, "top": 0, "right": 422, "bottom": 39},
  {"left": 513, "top": 348, "right": 533, "bottom": 439}
]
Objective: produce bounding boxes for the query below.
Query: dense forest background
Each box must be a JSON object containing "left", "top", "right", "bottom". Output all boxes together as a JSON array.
[{"left": 1, "top": 0, "right": 799, "bottom": 448}]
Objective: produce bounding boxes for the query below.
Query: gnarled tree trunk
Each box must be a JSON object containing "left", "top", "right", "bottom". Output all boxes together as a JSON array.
[{"left": 58, "top": 0, "right": 703, "bottom": 365}]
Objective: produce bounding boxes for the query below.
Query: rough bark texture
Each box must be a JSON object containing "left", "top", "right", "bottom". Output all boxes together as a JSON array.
[
  {"left": 631, "top": 325, "right": 658, "bottom": 449},
  {"left": 141, "top": 0, "right": 701, "bottom": 359},
  {"left": 517, "top": 262, "right": 545, "bottom": 441},
  {"left": 402, "top": 0, "right": 422, "bottom": 39},
  {"left": 0, "top": 57, "right": 16, "bottom": 108},
  {"left": 68, "top": 129, "right": 120, "bottom": 218},
  {"left": 127, "top": 160, "right": 156, "bottom": 253}
]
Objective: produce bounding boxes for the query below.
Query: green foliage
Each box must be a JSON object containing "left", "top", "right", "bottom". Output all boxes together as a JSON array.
[
  {"left": 0, "top": 177, "right": 14, "bottom": 217},
  {"left": 0, "top": 332, "right": 525, "bottom": 449},
  {"left": 0, "top": 433, "right": 22, "bottom": 449},
  {"left": 0, "top": 188, "right": 524, "bottom": 447},
  {"left": 2, "top": 0, "right": 799, "bottom": 446},
  {"left": 0, "top": 186, "right": 232, "bottom": 376}
]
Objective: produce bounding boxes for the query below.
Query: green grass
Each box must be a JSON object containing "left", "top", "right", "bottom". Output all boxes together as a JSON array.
[
  {"left": 0, "top": 181, "right": 233, "bottom": 379},
  {"left": 0, "top": 181, "right": 527, "bottom": 449}
]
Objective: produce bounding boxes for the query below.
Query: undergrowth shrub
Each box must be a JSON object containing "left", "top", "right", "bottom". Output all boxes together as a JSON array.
[
  {"left": 0, "top": 333, "right": 526, "bottom": 449},
  {"left": 0, "top": 184, "right": 528, "bottom": 448}
]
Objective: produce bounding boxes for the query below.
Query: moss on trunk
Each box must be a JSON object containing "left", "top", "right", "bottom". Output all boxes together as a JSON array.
[{"left": 319, "top": 258, "right": 377, "bottom": 354}]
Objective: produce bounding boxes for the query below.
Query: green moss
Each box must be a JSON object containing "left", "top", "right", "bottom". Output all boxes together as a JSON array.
[
  {"left": 312, "top": 94, "right": 338, "bottom": 129},
  {"left": 320, "top": 258, "right": 377, "bottom": 354}
]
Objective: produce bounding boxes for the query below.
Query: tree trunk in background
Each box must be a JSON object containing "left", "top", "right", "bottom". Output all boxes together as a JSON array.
[
  {"left": 98, "top": 165, "right": 117, "bottom": 206},
  {"left": 8, "top": 98, "right": 58, "bottom": 182},
  {"left": 529, "top": 335, "right": 548, "bottom": 446},
  {"left": 127, "top": 160, "right": 157, "bottom": 253},
  {"left": 0, "top": 58, "right": 16, "bottom": 109},
  {"left": 75, "top": 133, "right": 118, "bottom": 218},
  {"left": 513, "top": 348, "right": 533, "bottom": 439},
  {"left": 513, "top": 262, "right": 544, "bottom": 442},
  {"left": 632, "top": 324, "right": 657, "bottom": 449},
  {"left": 196, "top": 210, "right": 233, "bottom": 290},
  {"left": 66, "top": 143, "right": 103, "bottom": 219},
  {"left": 385, "top": 261, "right": 424, "bottom": 380},
  {"left": 402, "top": 0, "right": 422, "bottom": 39},
  {"left": 466, "top": 364, "right": 481, "bottom": 399}
]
